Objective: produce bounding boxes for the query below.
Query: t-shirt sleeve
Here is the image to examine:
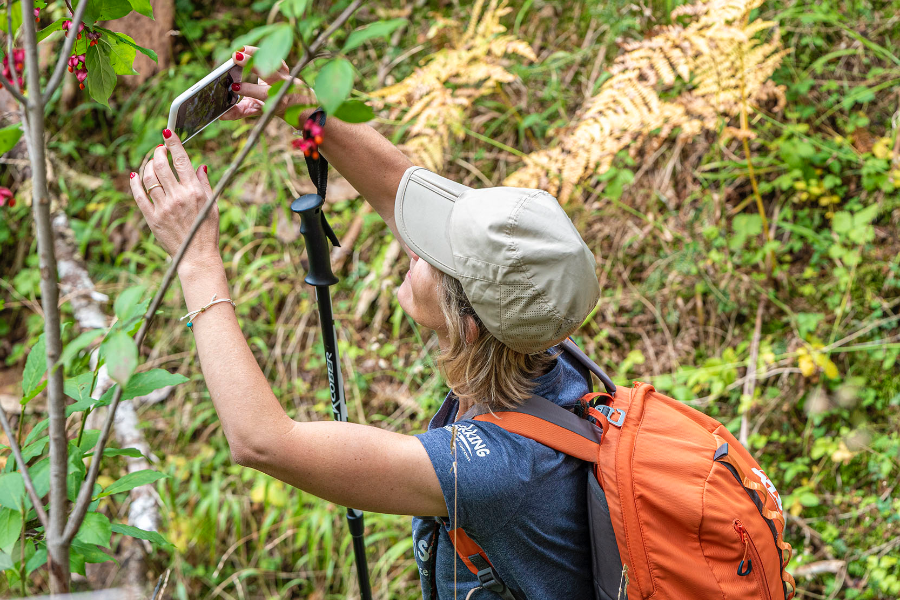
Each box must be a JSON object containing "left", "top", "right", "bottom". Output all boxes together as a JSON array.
[{"left": 415, "top": 421, "right": 536, "bottom": 538}]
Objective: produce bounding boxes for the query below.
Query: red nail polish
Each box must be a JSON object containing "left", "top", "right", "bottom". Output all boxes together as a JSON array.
[
  {"left": 156, "top": 144, "right": 164, "bottom": 148},
  {"left": 163, "top": 129, "right": 172, "bottom": 139},
  {"left": 202, "top": 165, "right": 208, "bottom": 174},
  {"left": 231, "top": 83, "right": 241, "bottom": 92},
  {"left": 130, "top": 172, "right": 136, "bottom": 179},
  {"left": 235, "top": 52, "right": 244, "bottom": 62}
]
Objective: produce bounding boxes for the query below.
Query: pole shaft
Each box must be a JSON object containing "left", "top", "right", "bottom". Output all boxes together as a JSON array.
[{"left": 314, "top": 286, "right": 372, "bottom": 600}]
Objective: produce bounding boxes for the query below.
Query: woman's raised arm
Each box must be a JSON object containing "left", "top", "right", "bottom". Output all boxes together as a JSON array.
[{"left": 222, "top": 46, "right": 414, "bottom": 248}]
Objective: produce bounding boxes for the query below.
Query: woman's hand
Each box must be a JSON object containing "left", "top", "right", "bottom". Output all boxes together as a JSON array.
[
  {"left": 221, "top": 46, "right": 315, "bottom": 125},
  {"left": 129, "top": 130, "right": 221, "bottom": 272}
]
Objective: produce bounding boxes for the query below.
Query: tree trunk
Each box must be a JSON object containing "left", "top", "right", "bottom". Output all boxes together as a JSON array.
[{"left": 113, "top": 0, "right": 174, "bottom": 86}]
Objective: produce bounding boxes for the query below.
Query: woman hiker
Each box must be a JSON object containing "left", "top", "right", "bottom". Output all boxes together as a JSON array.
[{"left": 129, "top": 47, "right": 603, "bottom": 599}]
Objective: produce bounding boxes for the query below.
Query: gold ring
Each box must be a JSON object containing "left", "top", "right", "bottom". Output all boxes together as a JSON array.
[{"left": 146, "top": 183, "right": 163, "bottom": 193}]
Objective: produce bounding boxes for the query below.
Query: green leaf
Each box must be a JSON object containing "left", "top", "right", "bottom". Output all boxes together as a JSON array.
[
  {"left": 30, "top": 458, "right": 50, "bottom": 499},
  {"left": 314, "top": 58, "right": 355, "bottom": 115},
  {"left": 0, "top": 125, "right": 23, "bottom": 156},
  {"left": 333, "top": 99, "right": 374, "bottom": 123},
  {"left": 283, "top": 103, "right": 316, "bottom": 128},
  {"left": 105, "top": 35, "right": 138, "bottom": 76},
  {"left": 342, "top": 18, "right": 407, "bottom": 52},
  {"left": 86, "top": 43, "right": 117, "bottom": 108},
  {"left": 0, "top": 474, "right": 25, "bottom": 511},
  {"left": 83, "top": 0, "right": 133, "bottom": 27},
  {"left": 22, "top": 333, "right": 47, "bottom": 403},
  {"left": 71, "top": 539, "right": 116, "bottom": 564},
  {"left": 281, "top": 0, "right": 308, "bottom": 18},
  {"left": 65, "top": 371, "right": 96, "bottom": 406},
  {"left": 26, "top": 547, "right": 47, "bottom": 575},
  {"left": 120, "top": 369, "right": 188, "bottom": 399},
  {"left": 58, "top": 329, "right": 104, "bottom": 370},
  {"left": 77, "top": 430, "right": 101, "bottom": 453},
  {"left": 231, "top": 23, "right": 282, "bottom": 53},
  {"left": 36, "top": 18, "right": 66, "bottom": 42},
  {"left": 112, "top": 523, "right": 173, "bottom": 547},
  {"left": 21, "top": 437, "right": 49, "bottom": 463},
  {"left": 0, "top": 2, "right": 22, "bottom": 36},
  {"left": 254, "top": 24, "right": 293, "bottom": 77},
  {"left": 0, "top": 550, "right": 14, "bottom": 571},
  {"left": 114, "top": 285, "right": 146, "bottom": 323},
  {"left": 0, "top": 508, "right": 23, "bottom": 551},
  {"left": 102, "top": 331, "right": 138, "bottom": 386},
  {"left": 98, "top": 470, "right": 167, "bottom": 498},
  {"left": 126, "top": 0, "right": 153, "bottom": 18},
  {"left": 24, "top": 419, "right": 50, "bottom": 446},
  {"left": 832, "top": 211, "right": 852, "bottom": 234},
  {"left": 98, "top": 30, "right": 157, "bottom": 62},
  {"left": 75, "top": 512, "right": 112, "bottom": 548},
  {"left": 95, "top": 447, "right": 144, "bottom": 458}
]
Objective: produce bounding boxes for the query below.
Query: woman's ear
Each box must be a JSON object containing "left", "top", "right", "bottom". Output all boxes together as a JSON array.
[{"left": 464, "top": 315, "right": 478, "bottom": 345}]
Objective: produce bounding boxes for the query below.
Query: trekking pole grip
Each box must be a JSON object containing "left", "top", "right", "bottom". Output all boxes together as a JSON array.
[{"left": 291, "top": 193, "right": 341, "bottom": 287}]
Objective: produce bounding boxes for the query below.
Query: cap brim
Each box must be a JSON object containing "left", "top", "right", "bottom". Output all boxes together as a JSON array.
[{"left": 395, "top": 166, "right": 470, "bottom": 276}]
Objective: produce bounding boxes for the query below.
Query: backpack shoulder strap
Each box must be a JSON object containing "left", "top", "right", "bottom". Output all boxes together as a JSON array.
[{"left": 472, "top": 394, "right": 602, "bottom": 462}]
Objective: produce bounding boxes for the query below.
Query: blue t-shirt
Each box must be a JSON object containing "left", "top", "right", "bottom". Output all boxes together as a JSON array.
[{"left": 412, "top": 350, "right": 595, "bottom": 599}]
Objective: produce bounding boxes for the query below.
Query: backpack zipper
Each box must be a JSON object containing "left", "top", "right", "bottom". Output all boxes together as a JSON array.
[{"left": 733, "top": 519, "right": 773, "bottom": 600}]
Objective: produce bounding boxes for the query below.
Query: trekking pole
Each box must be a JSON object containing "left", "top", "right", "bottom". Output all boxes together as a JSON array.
[{"left": 291, "top": 110, "right": 373, "bottom": 600}]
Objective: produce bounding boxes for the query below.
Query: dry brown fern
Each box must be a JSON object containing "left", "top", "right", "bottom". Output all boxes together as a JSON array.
[
  {"left": 505, "top": 0, "right": 787, "bottom": 202},
  {"left": 371, "top": 0, "right": 536, "bottom": 171}
]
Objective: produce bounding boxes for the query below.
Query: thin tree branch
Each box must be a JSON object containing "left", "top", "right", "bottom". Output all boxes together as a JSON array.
[
  {"left": 2, "top": 0, "right": 28, "bottom": 104},
  {"left": 20, "top": 0, "right": 71, "bottom": 590},
  {"left": 62, "top": 0, "right": 364, "bottom": 543},
  {"left": 0, "top": 73, "right": 28, "bottom": 104},
  {"left": 42, "top": 0, "right": 89, "bottom": 103},
  {"left": 0, "top": 408, "right": 49, "bottom": 528}
]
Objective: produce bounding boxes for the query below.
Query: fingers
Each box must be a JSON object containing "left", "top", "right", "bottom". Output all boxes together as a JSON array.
[
  {"left": 234, "top": 45, "right": 290, "bottom": 82},
  {"left": 151, "top": 141, "right": 180, "bottom": 196},
  {"left": 161, "top": 128, "right": 197, "bottom": 185},
  {"left": 231, "top": 81, "right": 268, "bottom": 102},
  {"left": 142, "top": 159, "right": 167, "bottom": 203},
  {"left": 196, "top": 164, "right": 214, "bottom": 201},
  {"left": 129, "top": 171, "right": 154, "bottom": 218},
  {"left": 221, "top": 97, "right": 260, "bottom": 121}
]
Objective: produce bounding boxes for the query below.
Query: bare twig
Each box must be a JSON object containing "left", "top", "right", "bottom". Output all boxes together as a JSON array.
[
  {"left": 42, "top": 0, "right": 89, "bottom": 103},
  {"left": 0, "top": 72, "right": 27, "bottom": 104},
  {"left": 63, "top": 0, "right": 364, "bottom": 544},
  {"left": 1, "top": 0, "right": 28, "bottom": 104},
  {"left": 0, "top": 408, "right": 49, "bottom": 528},
  {"left": 739, "top": 296, "right": 765, "bottom": 446},
  {"left": 19, "top": 0, "right": 71, "bottom": 590}
]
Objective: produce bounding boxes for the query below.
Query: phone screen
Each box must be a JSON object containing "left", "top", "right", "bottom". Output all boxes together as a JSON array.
[{"left": 174, "top": 66, "right": 242, "bottom": 141}]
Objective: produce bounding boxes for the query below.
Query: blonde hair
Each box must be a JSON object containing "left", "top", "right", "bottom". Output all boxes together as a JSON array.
[{"left": 436, "top": 272, "right": 557, "bottom": 410}]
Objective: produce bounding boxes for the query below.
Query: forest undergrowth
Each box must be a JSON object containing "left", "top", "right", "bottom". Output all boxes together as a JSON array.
[{"left": 1, "top": 0, "right": 899, "bottom": 598}]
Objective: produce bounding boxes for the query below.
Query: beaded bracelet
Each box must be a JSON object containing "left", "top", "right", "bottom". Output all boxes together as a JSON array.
[{"left": 180, "top": 293, "right": 236, "bottom": 329}]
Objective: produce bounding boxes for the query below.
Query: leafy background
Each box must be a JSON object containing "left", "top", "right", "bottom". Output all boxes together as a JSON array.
[{"left": 0, "top": 0, "right": 898, "bottom": 597}]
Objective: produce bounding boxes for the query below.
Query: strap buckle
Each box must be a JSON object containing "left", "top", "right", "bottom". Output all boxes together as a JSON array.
[
  {"left": 477, "top": 567, "right": 510, "bottom": 595},
  {"left": 594, "top": 404, "right": 627, "bottom": 427}
]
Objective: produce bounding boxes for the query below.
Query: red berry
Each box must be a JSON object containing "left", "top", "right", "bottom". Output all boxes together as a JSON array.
[
  {"left": 79, "top": 83, "right": 84, "bottom": 90},
  {"left": 314, "top": 135, "right": 323, "bottom": 145}
]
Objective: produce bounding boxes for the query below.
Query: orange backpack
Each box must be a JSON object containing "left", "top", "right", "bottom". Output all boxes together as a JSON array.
[{"left": 449, "top": 340, "right": 796, "bottom": 600}]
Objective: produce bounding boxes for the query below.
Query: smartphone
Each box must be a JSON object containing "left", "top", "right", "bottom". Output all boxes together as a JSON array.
[{"left": 167, "top": 59, "right": 243, "bottom": 143}]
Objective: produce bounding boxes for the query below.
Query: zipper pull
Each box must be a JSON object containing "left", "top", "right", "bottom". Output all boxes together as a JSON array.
[{"left": 734, "top": 520, "right": 753, "bottom": 576}]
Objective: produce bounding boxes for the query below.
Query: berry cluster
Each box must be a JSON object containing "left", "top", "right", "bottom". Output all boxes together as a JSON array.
[
  {"left": 292, "top": 117, "right": 325, "bottom": 159},
  {"left": 86, "top": 31, "right": 101, "bottom": 46},
  {"left": 34, "top": 8, "right": 40, "bottom": 23},
  {"left": 62, "top": 20, "right": 85, "bottom": 39},
  {"left": 67, "top": 54, "right": 88, "bottom": 89},
  {"left": 1, "top": 49, "right": 25, "bottom": 89},
  {"left": 0, "top": 188, "right": 14, "bottom": 208}
]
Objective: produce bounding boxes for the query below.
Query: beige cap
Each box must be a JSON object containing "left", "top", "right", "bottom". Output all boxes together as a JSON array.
[{"left": 395, "top": 166, "right": 600, "bottom": 354}]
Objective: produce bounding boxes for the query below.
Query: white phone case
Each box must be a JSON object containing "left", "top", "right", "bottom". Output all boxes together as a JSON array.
[{"left": 166, "top": 59, "right": 243, "bottom": 142}]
